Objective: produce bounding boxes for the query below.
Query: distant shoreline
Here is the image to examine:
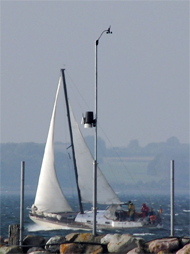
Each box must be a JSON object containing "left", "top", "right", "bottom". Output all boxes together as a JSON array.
[{"left": 1, "top": 189, "right": 189, "bottom": 196}]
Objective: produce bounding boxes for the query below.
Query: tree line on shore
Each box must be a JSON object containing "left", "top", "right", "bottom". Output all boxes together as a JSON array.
[{"left": 1, "top": 136, "right": 189, "bottom": 194}]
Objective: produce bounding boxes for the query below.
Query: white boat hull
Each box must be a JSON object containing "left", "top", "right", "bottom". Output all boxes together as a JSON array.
[
  {"left": 29, "top": 213, "right": 92, "bottom": 231},
  {"left": 75, "top": 210, "right": 144, "bottom": 229},
  {"left": 29, "top": 210, "right": 162, "bottom": 230}
]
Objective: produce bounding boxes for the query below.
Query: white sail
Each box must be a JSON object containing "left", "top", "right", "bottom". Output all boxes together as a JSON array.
[
  {"left": 34, "top": 78, "right": 73, "bottom": 213},
  {"left": 69, "top": 104, "right": 121, "bottom": 205}
]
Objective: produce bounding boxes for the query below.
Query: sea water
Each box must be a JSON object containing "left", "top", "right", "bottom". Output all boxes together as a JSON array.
[{"left": 0, "top": 193, "right": 189, "bottom": 242}]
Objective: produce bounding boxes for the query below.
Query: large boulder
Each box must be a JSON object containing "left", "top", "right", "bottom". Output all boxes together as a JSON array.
[
  {"left": 127, "top": 247, "right": 147, "bottom": 254},
  {"left": 100, "top": 234, "right": 114, "bottom": 244},
  {"left": 26, "top": 252, "right": 49, "bottom": 254},
  {"left": 27, "top": 247, "right": 44, "bottom": 253},
  {"left": 148, "top": 238, "right": 179, "bottom": 253},
  {"left": 74, "top": 233, "right": 104, "bottom": 244},
  {"left": 60, "top": 242, "right": 104, "bottom": 254},
  {"left": 181, "top": 238, "right": 190, "bottom": 247},
  {"left": 176, "top": 243, "right": 190, "bottom": 254},
  {"left": 60, "top": 243, "right": 84, "bottom": 254},
  {"left": 23, "top": 235, "right": 46, "bottom": 253},
  {"left": 65, "top": 233, "right": 79, "bottom": 242},
  {"left": 45, "top": 235, "right": 66, "bottom": 253},
  {"left": 156, "top": 251, "right": 173, "bottom": 254},
  {"left": 107, "top": 234, "right": 145, "bottom": 253},
  {"left": 84, "top": 244, "right": 104, "bottom": 254},
  {"left": 0, "top": 246, "right": 23, "bottom": 254}
]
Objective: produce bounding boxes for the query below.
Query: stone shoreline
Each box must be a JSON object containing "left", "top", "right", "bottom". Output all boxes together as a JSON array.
[{"left": 0, "top": 232, "right": 190, "bottom": 254}]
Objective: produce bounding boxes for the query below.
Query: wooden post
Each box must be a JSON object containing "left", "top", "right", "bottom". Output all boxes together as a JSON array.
[
  {"left": 170, "top": 160, "right": 174, "bottom": 236},
  {"left": 8, "top": 224, "right": 20, "bottom": 245},
  {"left": 20, "top": 161, "right": 25, "bottom": 246}
]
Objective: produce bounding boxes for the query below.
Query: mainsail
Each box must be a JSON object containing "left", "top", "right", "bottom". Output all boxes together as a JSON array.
[
  {"left": 34, "top": 78, "right": 73, "bottom": 213},
  {"left": 69, "top": 104, "right": 121, "bottom": 205}
]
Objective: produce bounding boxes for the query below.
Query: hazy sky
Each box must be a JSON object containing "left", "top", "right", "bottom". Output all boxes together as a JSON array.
[{"left": 1, "top": 1, "right": 189, "bottom": 147}]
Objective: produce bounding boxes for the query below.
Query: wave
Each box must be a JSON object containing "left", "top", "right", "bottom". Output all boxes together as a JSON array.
[
  {"left": 183, "top": 210, "right": 190, "bottom": 213},
  {"left": 27, "top": 223, "right": 91, "bottom": 232},
  {"left": 27, "top": 224, "right": 57, "bottom": 232},
  {"left": 133, "top": 233, "right": 155, "bottom": 236}
]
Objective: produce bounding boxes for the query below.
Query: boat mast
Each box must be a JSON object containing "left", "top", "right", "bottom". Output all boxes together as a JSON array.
[{"left": 61, "top": 69, "right": 84, "bottom": 214}]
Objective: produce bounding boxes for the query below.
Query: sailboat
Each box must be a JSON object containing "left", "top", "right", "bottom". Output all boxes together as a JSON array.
[{"left": 29, "top": 69, "right": 162, "bottom": 230}]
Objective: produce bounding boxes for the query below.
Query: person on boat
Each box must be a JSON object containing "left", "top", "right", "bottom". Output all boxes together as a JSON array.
[
  {"left": 148, "top": 207, "right": 155, "bottom": 216},
  {"left": 128, "top": 201, "right": 135, "bottom": 221},
  {"left": 141, "top": 203, "right": 149, "bottom": 218},
  {"left": 147, "top": 208, "right": 157, "bottom": 224},
  {"left": 155, "top": 210, "right": 162, "bottom": 224},
  {"left": 31, "top": 205, "right": 38, "bottom": 213},
  {"left": 148, "top": 208, "right": 156, "bottom": 224}
]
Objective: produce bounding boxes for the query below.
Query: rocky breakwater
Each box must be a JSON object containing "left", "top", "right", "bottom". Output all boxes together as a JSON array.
[{"left": 0, "top": 233, "right": 190, "bottom": 254}]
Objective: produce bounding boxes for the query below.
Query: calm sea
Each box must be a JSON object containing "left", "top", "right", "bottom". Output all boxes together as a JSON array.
[{"left": 1, "top": 193, "right": 190, "bottom": 242}]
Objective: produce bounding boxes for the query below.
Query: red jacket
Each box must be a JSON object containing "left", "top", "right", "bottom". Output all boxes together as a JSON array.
[{"left": 141, "top": 204, "right": 149, "bottom": 217}]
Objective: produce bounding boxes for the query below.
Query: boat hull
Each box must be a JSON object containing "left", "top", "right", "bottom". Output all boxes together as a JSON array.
[
  {"left": 29, "top": 211, "right": 162, "bottom": 230},
  {"left": 29, "top": 213, "right": 92, "bottom": 231}
]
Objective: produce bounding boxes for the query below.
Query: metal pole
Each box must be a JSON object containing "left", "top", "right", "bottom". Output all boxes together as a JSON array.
[
  {"left": 19, "top": 161, "right": 25, "bottom": 246},
  {"left": 93, "top": 27, "right": 112, "bottom": 236},
  {"left": 93, "top": 40, "right": 98, "bottom": 236},
  {"left": 170, "top": 160, "right": 174, "bottom": 236}
]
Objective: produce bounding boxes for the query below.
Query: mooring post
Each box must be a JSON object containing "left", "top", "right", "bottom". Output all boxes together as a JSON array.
[
  {"left": 19, "top": 161, "right": 25, "bottom": 246},
  {"left": 170, "top": 160, "right": 174, "bottom": 236},
  {"left": 8, "top": 224, "right": 20, "bottom": 245}
]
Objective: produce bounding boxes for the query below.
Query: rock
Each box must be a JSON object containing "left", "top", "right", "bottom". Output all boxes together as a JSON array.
[
  {"left": 0, "top": 245, "right": 23, "bottom": 254},
  {"left": 127, "top": 247, "right": 146, "bottom": 253},
  {"left": 3, "top": 240, "right": 8, "bottom": 245},
  {"left": 64, "top": 233, "right": 105, "bottom": 253},
  {"left": 74, "top": 233, "right": 93, "bottom": 242},
  {"left": 45, "top": 235, "right": 66, "bottom": 253},
  {"left": 27, "top": 252, "right": 50, "bottom": 254},
  {"left": 176, "top": 243, "right": 190, "bottom": 254},
  {"left": 148, "top": 238, "right": 179, "bottom": 253},
  {"left": 181, "top": 237, "right": 190, "bottom": 247},
  {"left": 74, "top": 233, "right": 104, "bottom": 244},
  {"left": 100, "top": 234, "right": 113, "bottom": 244},
  {"left": 84, "top": 244, "right": 104, "bottom": 254},
  {"left": 23, "top": 235, "right": 46, "bottom": 253},
  {"left": 0, "top": 237, "right": 4, "bottom": 245},
  {"left": 157, "top": 251, "right": 173, "bottom": 254},
  {"left": 65, "top": 233, "right": 79, "bottom": 242},
  {"left": 107, "top": 234, "right": 145, "bottom": 253},
  {"left": 27, "top": 247, "right": 44, "bottom": 253},
  {"left": 60, "top": 243, "right": 84, "bottom": 254}
]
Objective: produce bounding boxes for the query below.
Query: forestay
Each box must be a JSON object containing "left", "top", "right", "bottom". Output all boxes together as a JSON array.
[
  {"left": 69, "top": 104, "right": 121, "bottom": 205},
  {"left": 34, "top": 78, "right": 73, "bottom": 213}
]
